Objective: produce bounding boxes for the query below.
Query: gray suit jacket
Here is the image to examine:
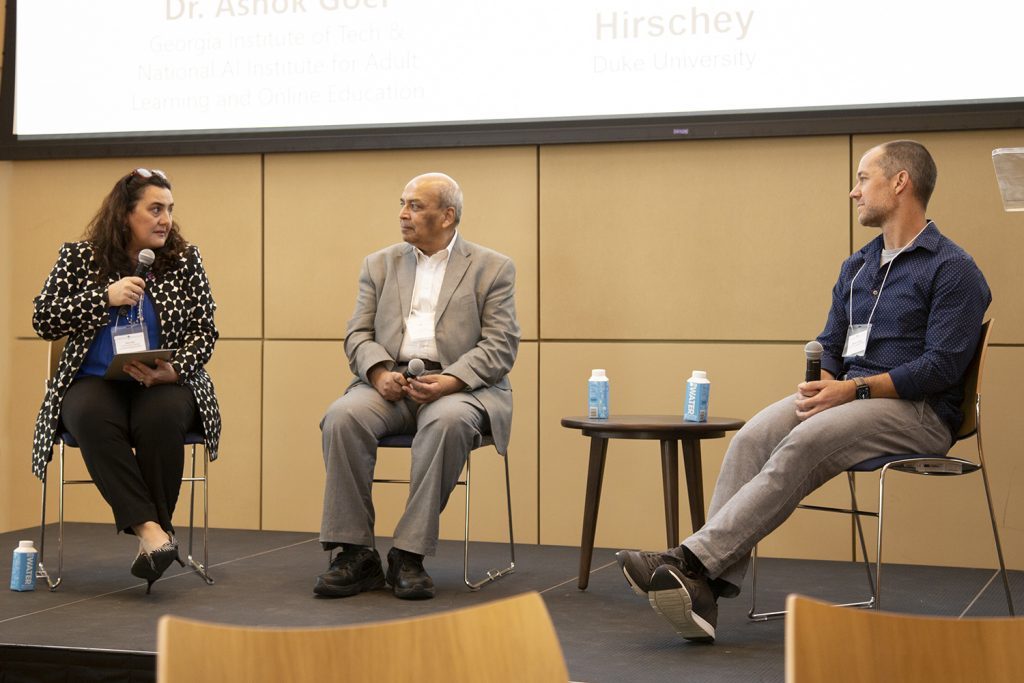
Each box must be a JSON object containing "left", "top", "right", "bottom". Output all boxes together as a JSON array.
[{"left": 344, "top": 234, "right": 521, "bottom": 454}]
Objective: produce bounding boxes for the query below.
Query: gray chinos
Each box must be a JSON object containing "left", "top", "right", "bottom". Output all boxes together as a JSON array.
[
  {"left": 683, "top": 393, "right": 952, "bottom": 594},
  {"left": 319, "top": 383, "right": 487, "bottom": 557}
]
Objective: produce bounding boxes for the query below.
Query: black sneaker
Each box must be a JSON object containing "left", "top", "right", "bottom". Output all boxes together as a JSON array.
[
  {"left": 615, "top": 549, "right": 688, "bottom": 595},
  {"left": 386, "top": 547, "right": 435, "bottom": 600},
  {"left": 648, "top": 564, "right": 718, "bottom": 643},
  {"left": 313, "top": 545, "right": 385, "bottom": 597}
]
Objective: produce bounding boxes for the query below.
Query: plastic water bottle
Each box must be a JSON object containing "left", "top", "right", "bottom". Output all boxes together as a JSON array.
[
  {"left": 10, "top": 540, "right": 38, "bottom": 592},
  {"left": 588, "top": 369, "right": 609, "bottom": 419},
  {"left": 684, "top": 370, "right": 711, "bottom": 422}
]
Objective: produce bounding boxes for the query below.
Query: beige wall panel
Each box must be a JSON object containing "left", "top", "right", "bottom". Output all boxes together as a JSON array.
[
  {"left": 1, "top": 157, "right": 11, "bottom": 532},
  {"left": 163, "top": 157, "right": 264, "bottom": 339},
  {"left": 174, "top": 340, "right": 263, "bottom": 531},
  {"left": 852, "top": 130, "right": 1024, "bottom": 343},
  {"left": 539, "top": 341, "right": 817, "bottom": 550},
  {"left": 264, "top": 147, "right": 539, "bottom": 341},
  {"left": 262, "top": 341, "right": 345, "bottom": 532},
  {"left": 5, "top": 340, "right": 50, "bottom": 533},
  {"left": 260, "top": 340, "right": 458, "bottom": 533},
  {"left": 908, "top": 345, "right": 1024, "bottom": 570},
  {"left": 262, "top": 340, "right": 539, "bottom": 544},
  {"left": 9, "top": 156, "right": 262, "bottom": 340},
  {"left": 539, "top": 136, "right": 849, "bottom": 340},
  {"left": 6, "top": 339, "right": 109, "bottom": 528}
]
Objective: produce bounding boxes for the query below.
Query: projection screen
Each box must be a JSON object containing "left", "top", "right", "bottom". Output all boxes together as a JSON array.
[{"left": 2, "top": 0, "right": 1023, "bottom": 158}]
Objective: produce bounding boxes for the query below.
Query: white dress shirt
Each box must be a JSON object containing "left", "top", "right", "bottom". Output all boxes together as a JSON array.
[{"left": 398, "top": 232, "right": 457, "bottom": 363}]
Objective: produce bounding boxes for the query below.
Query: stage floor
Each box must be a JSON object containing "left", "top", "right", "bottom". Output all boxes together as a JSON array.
[{"left": 2, "top": 524, "right": 1022, "bottom": 682}]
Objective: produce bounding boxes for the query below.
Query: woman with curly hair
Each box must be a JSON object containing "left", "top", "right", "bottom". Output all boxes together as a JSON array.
[{"left": 31, "top": 168, "right": 221, "bottom": 593}]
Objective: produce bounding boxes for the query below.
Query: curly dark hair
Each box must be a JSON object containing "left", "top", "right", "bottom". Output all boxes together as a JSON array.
[{"left": 83, "top": 169, "right": 188, "bottom": 280}]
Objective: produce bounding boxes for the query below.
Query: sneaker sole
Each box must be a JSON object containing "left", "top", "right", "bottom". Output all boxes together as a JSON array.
[
  {"left": 313, "top": 572, "right": 385, "bottom": 598},
  {"left": 615, "top": 550, "right": 651, "bottom": 597},
  {"left": 392, "top": 584, "right": 435, "bottom": 600},
  {"left": 648, "top": 575, "right": 715, "bottom": 643}
]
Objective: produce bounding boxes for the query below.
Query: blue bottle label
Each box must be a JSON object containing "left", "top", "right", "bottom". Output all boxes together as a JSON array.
[
  {"left": 684, "top": 380, "right": 711, "bottom": 422},
  {"left": 588, "top": 380, "right": 609, "bottom": 419},
  {"left": 10, "top": 550, "right": 37, "bottom": 592}
]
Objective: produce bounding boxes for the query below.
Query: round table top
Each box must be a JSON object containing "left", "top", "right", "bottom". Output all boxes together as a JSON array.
[{"left": 560, "top": 415, "right": 745, "bottom": 439}]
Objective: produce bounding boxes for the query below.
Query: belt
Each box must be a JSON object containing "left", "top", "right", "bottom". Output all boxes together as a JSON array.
[{"left": 397, "top": 360, "right": 442, "bottom": 371}]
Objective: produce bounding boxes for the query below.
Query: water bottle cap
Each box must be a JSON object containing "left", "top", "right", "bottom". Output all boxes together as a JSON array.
[
  {"left": 691, "top": 370, "right": 707, "bottom": 379},
  {"left": 18, "top": 540, "right": 35, "bottom": 549},
  {"left": 591, "top": 369, "right": 606, "bottom": 377}
]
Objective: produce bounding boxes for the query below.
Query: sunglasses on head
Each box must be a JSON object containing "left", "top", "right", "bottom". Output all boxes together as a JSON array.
[{"left": 124, "top": 168, "right": 168, "bottom": 190}]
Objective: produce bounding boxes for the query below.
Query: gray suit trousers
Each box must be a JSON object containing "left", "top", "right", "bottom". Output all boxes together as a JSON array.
[
  {"left": 683, "top": 393, "right": 952, "bottom": 595},
  {"left": 320, "top": 383, "right": 487, "bottom": 556}
]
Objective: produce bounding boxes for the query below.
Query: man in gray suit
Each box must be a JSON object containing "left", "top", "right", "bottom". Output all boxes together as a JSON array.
[{"left": 315, "top": 172, "right": 520, "bottom": 600}]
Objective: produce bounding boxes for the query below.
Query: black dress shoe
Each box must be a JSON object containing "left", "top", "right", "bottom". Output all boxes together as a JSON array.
[
  {"left": 131, "top": 536, "right": 185, "bottom": 594},
  {"left": 386, "top": 547, "right": 435, "bottom": 600},
  {"left": 313, "top": 545, "right": 385, "bottom": 598}
]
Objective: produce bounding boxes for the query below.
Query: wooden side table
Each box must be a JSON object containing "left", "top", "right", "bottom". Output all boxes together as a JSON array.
[{"left": 560, "top": 415, "right": 745, "bottom": 589}]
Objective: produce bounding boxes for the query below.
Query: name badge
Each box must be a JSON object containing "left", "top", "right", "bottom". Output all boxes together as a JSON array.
[
  {"left": 843, "top": 323, "right": 871, "bottom": 358},
  {"left": 111, "top": 321, "right": 150, "bottom": 354}
]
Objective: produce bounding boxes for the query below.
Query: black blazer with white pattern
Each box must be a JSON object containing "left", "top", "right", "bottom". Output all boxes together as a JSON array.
[{"left": 31, "top": 240, "right": 222, "bottom": 480}]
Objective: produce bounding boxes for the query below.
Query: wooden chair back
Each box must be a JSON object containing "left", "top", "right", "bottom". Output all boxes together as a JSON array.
[
  {"left": 785, "top": 593, "right": 1024, "bottom": 683},
  {"left": 956, "top": 318, "right": 992, "bottom": 438},
  {"left": 157, "top": 591, "right": 569, "bottom": 683}
]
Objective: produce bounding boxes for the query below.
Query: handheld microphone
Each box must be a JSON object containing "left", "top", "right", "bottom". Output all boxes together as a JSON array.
[
  {"left": 804, "top": 341, "right": 823, "bottom": 382},
  {"left": 118, "top": 249, "right": 155, "bottom": 317},
  {"left": 403, "top": 358, "right": 425, "bottom": 379}
]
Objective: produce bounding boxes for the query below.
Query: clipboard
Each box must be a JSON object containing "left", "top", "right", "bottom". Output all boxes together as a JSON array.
[{"left": 103, "top": 349, "right": 175, "bottom": 380}]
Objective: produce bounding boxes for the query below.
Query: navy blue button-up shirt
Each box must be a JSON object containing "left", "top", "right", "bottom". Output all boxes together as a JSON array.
[{"left": 816, "top": 222, "right": 991, "bottom": 437}]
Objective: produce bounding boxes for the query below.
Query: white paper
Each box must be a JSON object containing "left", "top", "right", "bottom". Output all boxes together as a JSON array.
[{"left": 992, "top": 148, "right": 1024, "bottom": 212}]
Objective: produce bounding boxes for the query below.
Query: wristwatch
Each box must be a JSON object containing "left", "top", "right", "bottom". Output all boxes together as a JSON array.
[{"left": 852, "top": 376, "right": 870, "bottom": 400}]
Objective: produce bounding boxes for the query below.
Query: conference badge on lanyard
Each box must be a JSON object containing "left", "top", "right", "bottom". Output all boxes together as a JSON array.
[
  {"left": 111, "top": 298, "right": 150, "bottom": 354},
  {"left": 843, "top": 323, "right": 871, "bottom": 358}
]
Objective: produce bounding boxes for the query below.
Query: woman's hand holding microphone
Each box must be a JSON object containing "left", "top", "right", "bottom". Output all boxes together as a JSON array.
[{"left": 107, "top": 276, "right": 147, "bottom": 308}]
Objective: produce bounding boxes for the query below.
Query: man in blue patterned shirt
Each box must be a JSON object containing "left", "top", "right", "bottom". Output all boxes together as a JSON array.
[{"left": 617, "top": 140, "right": 991, "bottom": 643}]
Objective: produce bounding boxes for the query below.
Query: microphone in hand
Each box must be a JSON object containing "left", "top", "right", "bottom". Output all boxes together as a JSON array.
[
  {"left": 117, "top": 248, "right": 155, "bottom": 316},
  {"left": 804, "top": 341, "right": 823, "bottom": 382},
  {"left": 403, "top": 358, "right": 425, "bottom": 380}
]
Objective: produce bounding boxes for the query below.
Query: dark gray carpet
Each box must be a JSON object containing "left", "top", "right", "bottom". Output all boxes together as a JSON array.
[{"left": 1, "top": 524, "right": 1021, "bottom": 682}]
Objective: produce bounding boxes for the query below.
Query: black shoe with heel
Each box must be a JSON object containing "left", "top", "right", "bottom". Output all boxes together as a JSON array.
[{"left": 131, "top": 536, "right": 184, "bottom": 594}]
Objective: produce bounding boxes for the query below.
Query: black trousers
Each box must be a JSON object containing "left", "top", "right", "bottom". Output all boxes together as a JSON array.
[{"left": 60, "top": 376, "right": 198, "bottom": 535}]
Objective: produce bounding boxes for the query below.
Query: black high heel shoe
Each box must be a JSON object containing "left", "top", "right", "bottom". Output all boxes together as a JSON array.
[{"left": 131, "top": 536, "right": 185, "bottom": 594}]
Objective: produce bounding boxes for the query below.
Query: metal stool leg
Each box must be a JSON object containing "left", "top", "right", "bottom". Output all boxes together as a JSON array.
[
  {"left": 55, "top": 443, "right": 67, "bottom": 590},
  {"left": 36, "top": 460, "right": 61, "bottom": 591},
  {"left": 185, "top": 443, "right": 214, "bottom": 585},
  {"left": 975, "top": 406, "right": 1015, "bottom": 615},
  {"left": 463, "top": 450, "right": 515, "bottom": 590}
]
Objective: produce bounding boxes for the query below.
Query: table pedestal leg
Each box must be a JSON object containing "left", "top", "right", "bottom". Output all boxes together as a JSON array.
[
  {"left": 660, "top": 439, "right": 680, "bottom": 548},
  {"left": 578, "top": 436, "right": 608, "bottom": 590},
  {"left": 682, "top": 438, "right": 706, "bottom": 532}
]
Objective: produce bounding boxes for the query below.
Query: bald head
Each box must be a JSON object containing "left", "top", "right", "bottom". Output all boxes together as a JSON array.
[
  {"left": 407, "top": 172, "right": 463, "bottom": 227},
  {"left": 398, "top": 172, "right": 463, "bottom": 255}
]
